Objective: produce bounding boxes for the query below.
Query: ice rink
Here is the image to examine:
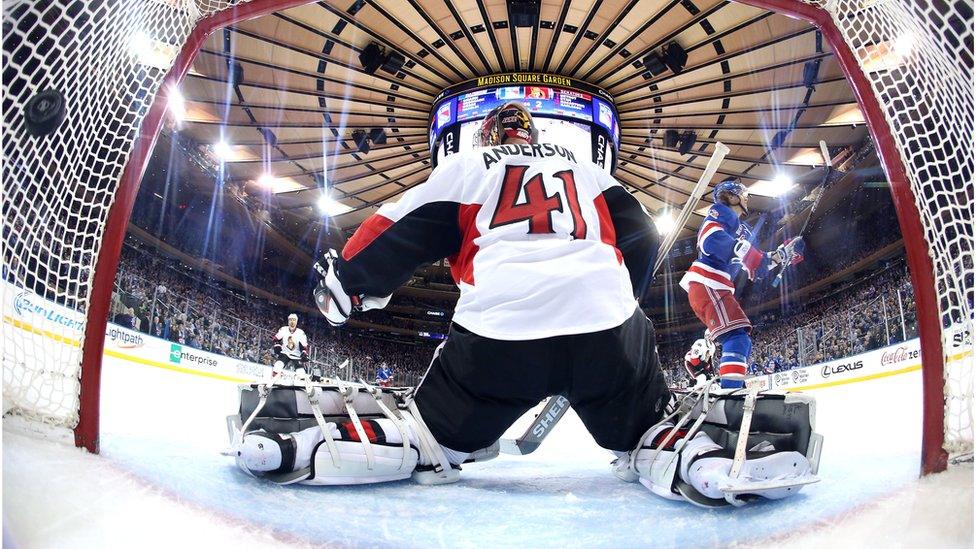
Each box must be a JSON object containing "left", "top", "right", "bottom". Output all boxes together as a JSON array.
[{"left": 4, "top": 354, "right": 973, "bottom": 547}]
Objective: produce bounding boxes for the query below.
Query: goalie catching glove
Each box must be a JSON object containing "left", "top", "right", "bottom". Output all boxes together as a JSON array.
[{"left": 313, "top": 249, "right": 391, "bottom": 326}]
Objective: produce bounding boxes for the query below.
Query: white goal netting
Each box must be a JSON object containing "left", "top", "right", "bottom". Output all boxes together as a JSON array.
[
  {"left": 2, "top": 0, "right": 247, "bottom": 434},
  {"left": 801, "top": 0, "right": 974, "bottom": 460},
  {"left": 1, "top": 0, "right": 972, "bottom": 465}
]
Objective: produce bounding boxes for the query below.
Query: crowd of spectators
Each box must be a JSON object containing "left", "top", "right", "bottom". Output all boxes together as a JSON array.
[
  {"left": 111, "top": 237, "right": 918, "bottom": 391},
  {"left": 111, "top": 242, "right": 440, "bottom": 384}
]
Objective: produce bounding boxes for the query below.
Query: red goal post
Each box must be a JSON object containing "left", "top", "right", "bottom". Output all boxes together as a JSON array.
[{"left": 2, "top": 0, "right": 971, "bottom": 474}]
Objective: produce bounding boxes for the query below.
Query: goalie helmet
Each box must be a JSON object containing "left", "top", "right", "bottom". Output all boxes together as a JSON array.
[
  {"left": 712, "top": 178, "right": 749, "bottom": 213},
  {"left": 474, "top": 102, "right": 539, "bottom": 147}
]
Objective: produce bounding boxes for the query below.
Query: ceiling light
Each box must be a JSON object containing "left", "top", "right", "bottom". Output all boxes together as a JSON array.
[
  {"left": 318, "top": 194, "right": 353, "bottom": 216},
  {"left": 257, "top": 174, "right": 305, "bottom": 194},
  {"left": 129, "top": 31, "right": 178, "bottom": 69},
  {"left": 654, "top": 210, "right": 676, "bottom": 236},
  {"left": 213, "top": 140, "right": 233, "bottom": 160},
  {"left": 893, "top": 31, "right": 915, "bottom": 59},
  {"left": 749, "top": 174, "right": 795, "bottom": 197},
  {"left": 167, "top": 86, "right": 185, "bottom": 123}
]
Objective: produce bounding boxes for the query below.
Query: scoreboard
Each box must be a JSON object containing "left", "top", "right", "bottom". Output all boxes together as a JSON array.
[{"left": 429, "top": 73, "right": 620, "bottom": 174}]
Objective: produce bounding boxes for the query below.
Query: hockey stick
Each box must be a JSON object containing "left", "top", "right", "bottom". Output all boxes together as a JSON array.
[
  {"left": 771, "top": 140, "right": 831, "bottom": 287},
  {"left": 499, "top": 142, "right": 731, "bottom": 456},
  {"left": 497, "top": 395, "right": 570, "bottom": 455},
  {"left": 652, "top": 141, "right": 731, "bottom": 276}
]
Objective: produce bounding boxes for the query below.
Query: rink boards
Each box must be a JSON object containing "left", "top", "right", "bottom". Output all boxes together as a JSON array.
[{"left": 4, "top": 283, "right": 974, "bottom": 546}]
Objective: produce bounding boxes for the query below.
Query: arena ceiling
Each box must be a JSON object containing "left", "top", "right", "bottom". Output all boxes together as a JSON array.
[{"left": 171, "top": 0, "right": 872, "bottom": 250}]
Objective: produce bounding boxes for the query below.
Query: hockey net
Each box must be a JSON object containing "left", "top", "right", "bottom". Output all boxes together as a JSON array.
[
  {"left": 789, "top": 0, "right": 974, "bottom": 466},
  {"left": 1, "top": 0, "right": 258, "bottom": 445},
  {"left": 1, "top": 0, "right": 973, "bottom": 469}
]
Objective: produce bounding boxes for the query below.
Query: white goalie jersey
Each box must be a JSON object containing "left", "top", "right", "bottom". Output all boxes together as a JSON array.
[
  {"left": 334, "top": 144, "right": 661, "bottom": 341},
  {"left": 273, "top": 326, "right": 308, "bottom": 361}
]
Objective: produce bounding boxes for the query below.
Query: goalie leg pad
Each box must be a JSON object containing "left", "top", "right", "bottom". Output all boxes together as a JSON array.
[
  {"left": 309, "top": 418, "right": 420, "bottom": 485},
  {"left": 677, "top": 427, "right": 815, "bottom": 504},
  {"left": 619, "top": 387, "right": 822, "bottom": 507},
  {"left": 231, "top": 383, "right": 488, "bottom": 486},
  {"left": 238, "top": 419, "right": 420, "bottom": 485}
]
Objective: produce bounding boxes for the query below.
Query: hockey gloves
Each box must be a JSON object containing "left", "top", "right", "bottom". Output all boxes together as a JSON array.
[
  {"left": 313, "top": 249, "right": 392, "bottom": 326},
  {"left": 768, "top": 237, "right": 805, "bottom": 268},
  {"left": 733, "top": 237, "right": 804, "bottom": 281},
  {"left": 732, "top": 239, "right": 767, "bottom": 280}
]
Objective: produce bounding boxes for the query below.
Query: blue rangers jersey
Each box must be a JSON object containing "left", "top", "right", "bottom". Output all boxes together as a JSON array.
[
  {"left": 679, "top": 203, "right": 764, "bottom": 293},
  {"left": 375, "top": 365, "right": 393, "bottom": 386}
]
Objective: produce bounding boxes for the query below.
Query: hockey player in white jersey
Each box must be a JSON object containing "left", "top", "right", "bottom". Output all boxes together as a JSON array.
[
  {"left": 232, "top": 103, "right": 821, "bottom": 506},
  {"left": 270, "top": 313, "right": 310, "bottom": 376},
  {"left": 684, "top": 337, "right": 716, "bottom": 388}
]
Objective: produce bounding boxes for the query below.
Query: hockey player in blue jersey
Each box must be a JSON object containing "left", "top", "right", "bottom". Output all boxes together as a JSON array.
[
  {"left": 375, "top": 363, "right": 393, "bottom": 388},
  {"left": 679, "top": 179, "right": 804, "bottom": 388}
]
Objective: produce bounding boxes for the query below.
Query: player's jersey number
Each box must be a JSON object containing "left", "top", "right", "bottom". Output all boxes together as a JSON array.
[{"left": 489, "top": 165, "right": 587, "bottom": 239}]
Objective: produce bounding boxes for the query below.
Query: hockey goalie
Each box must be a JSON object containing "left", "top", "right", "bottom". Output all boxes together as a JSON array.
[{"left": 227, "top": 103, "right": 822, "bottom": 506}]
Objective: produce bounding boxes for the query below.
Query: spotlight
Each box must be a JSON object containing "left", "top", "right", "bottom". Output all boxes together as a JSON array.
[
  {"left": 508, "top": 0, "right": 540, "bottom": 28},
  {"left": 661, "top": 42, "right": 687, "bottom": 75},
  {"left": 369, "top": 128, "right": 387, "bottom": 144},
  {"left": 677, "top": 131, "right": 697, "bottom": 155},
  {"left": 213, "top": 140, "right": 233, "bottom": 160},
  {"left": 663, "top": 129, "right": 680, "bottom": 148},
  {"left": 359, "top": 42, "right": 385, "bottom": 74},
  {"left": 653, "top": 209, "right": 676, "bottom": 236},
  {"left": 352, "top": 129, "right": 370, "bottom": 154},
  {"left": 381, "top": 50, "right": 405, "bottom": 75},
  {"left": 642, "top": 52, "right": 667, "bottom": 76}
]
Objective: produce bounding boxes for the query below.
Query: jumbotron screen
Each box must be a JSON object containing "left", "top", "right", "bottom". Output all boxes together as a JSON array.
[{"left": 429, "top": 73, "right": 620, "bottom": 173}]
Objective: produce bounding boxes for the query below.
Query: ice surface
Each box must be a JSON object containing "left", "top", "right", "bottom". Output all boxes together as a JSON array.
[{"left": 3, "top": 356, "right": 973, "bottom": 547}]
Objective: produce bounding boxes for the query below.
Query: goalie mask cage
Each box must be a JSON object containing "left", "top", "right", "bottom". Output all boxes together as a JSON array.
[{"left": 2, "top": 0, "right": 972, "bottom": 474}]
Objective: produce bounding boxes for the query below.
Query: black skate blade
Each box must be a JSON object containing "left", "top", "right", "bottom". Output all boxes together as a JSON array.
[{"left": 675, "top": 480, "right": 730, "bottom": 509}]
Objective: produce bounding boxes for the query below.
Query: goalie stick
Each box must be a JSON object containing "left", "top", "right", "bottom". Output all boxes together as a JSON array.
[{"left": 499, "top": 142, "right": 732, "bottom": 455}]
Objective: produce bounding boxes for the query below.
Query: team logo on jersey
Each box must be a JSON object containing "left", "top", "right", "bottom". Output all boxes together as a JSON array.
[
  {"left": 287, "top": 336, "right": 295, "bottom": 350},
  {"left": 708, "top": 209, "right": 719, "bottom": 219}
]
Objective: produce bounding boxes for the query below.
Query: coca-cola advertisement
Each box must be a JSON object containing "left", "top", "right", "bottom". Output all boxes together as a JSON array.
[{"left": 881, "top": 345, "right": 921, "bottom": 367}]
